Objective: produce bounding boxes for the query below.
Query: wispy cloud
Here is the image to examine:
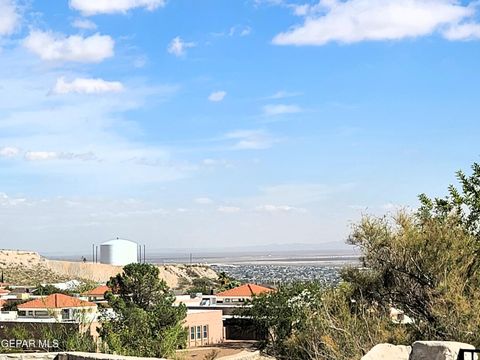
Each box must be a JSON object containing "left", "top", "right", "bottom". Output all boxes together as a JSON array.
[
  {"left": 195, "top": 197, "right": 214, "bottom": 205},
  {"left": 217, "top": 206, "right": 241, "bottom": 213},
  {"left": 266, "top": 90, "right": 303, "bottom": 100},
  {"left": 443, "top": 22, "right": 480, "bottom": 40},
  {"left": 52, "top": 77, "right": 124, "bottom": 95},
  {"left": 225, "top": 130, "right": 277, "bottom": 150},
  {"left": 255, "top": 204, "right": 307, "bottom": 213},
  {"left": 208, "top": 90, "right": 227, "bottom": 102},
  {"left": 69, "top": 0, "right": 165, "bottom": 15},
  {"left": 0, "top": 50, "right": 187, "bottom": 194},
  {"left": 23, "top": 31, "right": 114, "bottom": 63},
  {"left": 71, "top": 18, "right": 97, "bottom": 30},
  {"left": 229, "top": 25, "right": 252, "bottom": 37},
  {"left": 0, "top": 146, "right": 20, "bottom": 158},
  {"left": 24, "top": 151, "right": 98, "bottom": 162},
  {"left": 0, "top": 0, "right": 19, "bottom": 36},
  {"left": 262, "top": 104, "right": 302, "bottom": 116},
  {"left": 167, "top": 36, "right": 196, "bottom": 57}
]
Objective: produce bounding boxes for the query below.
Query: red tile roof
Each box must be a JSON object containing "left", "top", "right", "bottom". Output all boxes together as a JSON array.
[
  {"left": 0, "top": 289, "right": 10, "bottom": 294},
  {"left": 216, "top": 284, "right": 274, "bottom": 297},
  {"left": 82, "top": 285, "right": 111, "bottom": 296},
  {"left": 17, "top": 293, "right": 96, "bottom": 309}
]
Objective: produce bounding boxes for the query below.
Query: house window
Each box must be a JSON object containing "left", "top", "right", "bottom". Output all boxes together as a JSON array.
[
  {"left": 35, "top": 310, "right": 49, "bottom": 318},
  {"left": 196, "top": 326, "right": 201, "bottom": 340},
  {"left": 203, "top": 325, "right": 208, "bottom": 339},
  {"left": 190, "top": 327, "right": 195, "bottom": 340},
  {"left": 62, "top": 309, "right": 71, "bottom": 320},
  {"left": 27, "top": 310, "right": 34, "bottom": 316}
]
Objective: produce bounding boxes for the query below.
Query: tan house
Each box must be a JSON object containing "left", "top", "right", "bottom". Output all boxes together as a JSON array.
[
  {"left": 185, "top": 309, "right": 224, "bottom": 347},
  {"left": 17, "top": 293, "right": 98, "bottom": 323}
]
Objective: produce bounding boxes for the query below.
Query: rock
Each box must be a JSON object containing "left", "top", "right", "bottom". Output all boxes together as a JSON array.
[
  {"left": 410, "top": 341, "right": 476, "bottom": 360},
  {"left": 362, "top": 343, "right": 411, "bottom": 360}
]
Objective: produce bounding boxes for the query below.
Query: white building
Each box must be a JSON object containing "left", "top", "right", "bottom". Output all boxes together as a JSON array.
[{"left": 100, "top": 238, "right": 138, "bottom": 266}]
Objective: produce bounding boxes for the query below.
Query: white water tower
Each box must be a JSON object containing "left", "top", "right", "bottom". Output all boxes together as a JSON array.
[{"left": 100, "top": 238, "right": 138, "bottom": 266}]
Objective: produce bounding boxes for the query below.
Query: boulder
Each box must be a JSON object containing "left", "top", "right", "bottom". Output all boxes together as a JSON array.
[
  {"left": 362, "top": 343, "right": 411, "bottom": 360},
  {"left": 410, "top": 341, "right": 476, "bottom": 360}
]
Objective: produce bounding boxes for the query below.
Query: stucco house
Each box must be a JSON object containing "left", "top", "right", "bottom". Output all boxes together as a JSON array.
[
  {"left": 185, "top": 309, "right": 224, "bottom": 347},
  {"left": 81, "top": 285, "right": 111, "bottom": 303},
  {"left": 215, "top": 283, "right": 274, "bottom": 305},
  {"left": 17, "top": 293, "right": 98, "bottom": 323}
]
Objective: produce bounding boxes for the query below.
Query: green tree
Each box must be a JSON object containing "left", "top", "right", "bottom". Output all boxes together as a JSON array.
[
  {"left": 34, "top": 284, "right": 72, "bottom": 296},
  {"left": 218, "top": 271, "right": 240, "bottom": 291},
  {"left": 343, "top": 163, "right": 480, "bottom": 344},
  {"left": 2, "top": 300, "right": 28, "bottom": 311},
  {"left": 243, "top": 282, "right": 410, "bottom": 360},
  {"left": 244, "top": 163, "right": 480, "bottom": 359},
  {"left": 418, "top": 162, "right": 480, "bottom": 237},
  {"left": 189, "top": 277, "right": 216, "bottom": 295},
  {"left": 99, "top": 263, "right": 187, "bottom": 358}
]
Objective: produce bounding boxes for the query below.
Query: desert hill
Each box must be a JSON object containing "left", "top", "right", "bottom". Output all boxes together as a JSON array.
[{"left": 0, "top": 250, "right": 218, "bottom": 288}]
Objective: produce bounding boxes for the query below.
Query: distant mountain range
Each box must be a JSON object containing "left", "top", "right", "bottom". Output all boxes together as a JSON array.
[{"left": 148, "top": 241, "right": 359, "bottom": 256}]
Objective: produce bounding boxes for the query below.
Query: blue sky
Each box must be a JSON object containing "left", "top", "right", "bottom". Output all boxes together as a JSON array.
[{"left": 0, "top": 0, "right": 479, "bottom": 254}]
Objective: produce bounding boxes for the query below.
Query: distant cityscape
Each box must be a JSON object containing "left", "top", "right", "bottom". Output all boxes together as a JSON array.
[{"left": 211, "top": 260, "right": 359, "bottom": 285}]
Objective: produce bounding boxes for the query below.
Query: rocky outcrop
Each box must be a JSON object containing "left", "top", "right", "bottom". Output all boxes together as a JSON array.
[
  {"left": 410, "top": 341, "right": 475, "bottom": 360},
  {"left": 361, "top": 343, "right": 411, "bottom": 360},
  {"left": 363, "top": 341, "right": 477, "bottom": 360}
]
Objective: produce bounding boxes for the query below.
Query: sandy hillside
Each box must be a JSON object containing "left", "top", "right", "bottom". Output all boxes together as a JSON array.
[{"left": 0, "top": 250, "right": 217, "bottom": 288}]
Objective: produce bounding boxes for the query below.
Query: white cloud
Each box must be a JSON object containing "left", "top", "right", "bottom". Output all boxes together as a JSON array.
[
  {"left": 24, "top": 151, "right": 58, "bottom": 161},
  {"left": 0, "top": 0, "right": 19, "bottom": 36},
  {"left": 72, "top": 18, "right": 97, "bottom": 30},
  {"left": 228, "top": 25, "right": 252, "bottom": 37},
  {"left": 443, "top": 22, "right": 480, "bottom": 40},
  {"left": 52, "top": 77, "right": 124, "bottom": 95},
  {"left": 23, "top": 31, "right": 114, "bottom": 63},
  {"left": 0, "top": 193, "right": 26, "bottom": 206},
  {"left": 24, "top": 151, "right": 97, "bottom": 162},
  {"left": 201, "top": 158, "right": 233, "bottom": 169},
  {"left": 225, "top": 130, "right": 277, "bottom": 150},
  {"left": 273, "top": 0, "right": 477, "bottom": 46},
  {"left": 240, "top": 26, "right": 252, "bottom": 36},
  {"left": 195, "top": 197, "right": 214, "bottom": 205},
  {"left": 217, "top": 206, "right": 241, "bottom": 213},
  {"left": 208, "top": 91, "right": 227, "bottom": 102},
  {"left": 23, "top": 150, "right": 113, "bottom": 162},
  {"left": 167, "top": 36, "right": 195, "bottom": 57},
  {"left": 267, "top": 90, "right": 302, "bottom": 99},
  {"left": 263, "top": 104, "right": 302, "bottom": 116},
  {"left": 70, "top": 0, "right": 165, "bottom": 15},
  {"left": 0, "top": 146, "right": 20, "bottom": 158},
  {"left": 255, "top": 204, "right": 307, "bottom": 213}
]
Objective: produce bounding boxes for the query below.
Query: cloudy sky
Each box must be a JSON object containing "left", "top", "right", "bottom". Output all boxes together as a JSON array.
[{"left": 0, "top": 0, "right": 479, "bottom": 254}]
